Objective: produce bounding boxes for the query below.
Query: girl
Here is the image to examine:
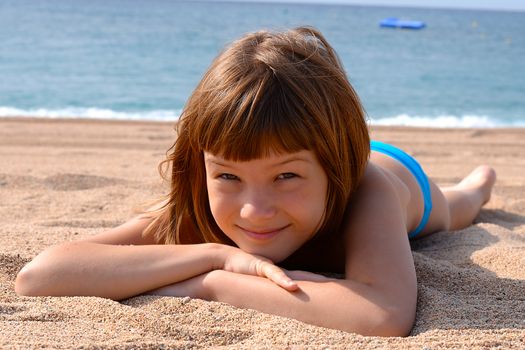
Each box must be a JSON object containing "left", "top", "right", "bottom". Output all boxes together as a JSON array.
[{"left": 15, "top": 27, "right": 496, "bottom": 337}]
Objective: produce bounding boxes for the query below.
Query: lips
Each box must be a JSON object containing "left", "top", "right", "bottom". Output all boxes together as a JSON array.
[{"left": 237, "top": 224, "right": 290, "bottom": 240}]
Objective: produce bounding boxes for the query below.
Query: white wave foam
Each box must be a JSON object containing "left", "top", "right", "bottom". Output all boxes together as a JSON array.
[
  {"left": 1, "top": 107, "right": 523, "bottom": 128},
  {"left": 370, "top": 114, "right": 524, "bottom": 128},
  {"left": 0, "top": 106, "right": 181, "bottom": 121}
]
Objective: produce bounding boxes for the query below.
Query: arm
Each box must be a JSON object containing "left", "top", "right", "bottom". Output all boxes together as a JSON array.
[
  {"left": 14, "top": 216, "right": 226, "bottom": 300},
  {"left": 15, "top": 215, "right": 296, "bottom": 300},
  {"left": 149, "top": 164, "right": 417, "bottom": 336},
  {"left": 160, "top": 270, "right": 403, "bottom": 336}
]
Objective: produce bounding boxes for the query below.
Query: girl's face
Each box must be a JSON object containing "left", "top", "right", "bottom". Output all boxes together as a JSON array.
[{"left": 204, "top": 150, "right": 328, "bottom": 262}]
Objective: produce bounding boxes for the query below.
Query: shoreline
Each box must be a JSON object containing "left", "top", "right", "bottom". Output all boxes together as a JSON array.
[
  {"left": 2, "top": 115, "right": 525, "bottom": 131},
  {"left": 1, "top": 118, "right": 524, "bottom": 348},
  {"left": 0, "top": 115, "right": 175, "bottom": 126}
]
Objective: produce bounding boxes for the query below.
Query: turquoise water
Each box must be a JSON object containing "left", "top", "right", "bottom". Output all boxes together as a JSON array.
[{"left": 1, "top": 0, "right": 524, "bottom": 127}]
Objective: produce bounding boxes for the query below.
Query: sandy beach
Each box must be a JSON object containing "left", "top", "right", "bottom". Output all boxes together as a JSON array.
[{"left": 1, "top": 117, "right": 524, "bottom": 349}]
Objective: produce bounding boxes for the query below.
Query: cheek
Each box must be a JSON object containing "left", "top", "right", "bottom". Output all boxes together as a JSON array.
[
  {"left": 206, "top": 185, "right": 233, "bottom": 228},
  {"left": 304, "top": 180, "right": 329, "bottom": 229},
  {"left": 308, "top": 193, "right": 328, "bottom": 229},
  {"left": 284, "top": 186, "right": 327, "bottom": 230}
]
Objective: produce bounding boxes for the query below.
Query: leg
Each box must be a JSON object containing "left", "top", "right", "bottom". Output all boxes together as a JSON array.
[
  {"left": 441, "top": 165, "right": 496, "bottom": 230},
  {"left": 418, "top": 165, "right": 496, "bottom": 236}
]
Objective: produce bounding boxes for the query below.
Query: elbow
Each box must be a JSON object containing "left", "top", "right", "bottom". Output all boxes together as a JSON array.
[
  {"left": 332, "top": 301, "right": 415, "bottom": 336},
  {"left": 361, "top": 302, "right": 416, "bottom": 337},
  {"left": 15, "top": 264, "right": 43, "bottom": 297},
  {"left": 375, "top": 306, "right": 415, "bottom": 337},
  {"left": 14, "top": 244, "right": 70, "bottom": 297},
  {"left": 362, "top": 280, "right": 418, "bottom": 337},
  {"left": 15, "top": 260, "right": 63, "bottom": 297}
]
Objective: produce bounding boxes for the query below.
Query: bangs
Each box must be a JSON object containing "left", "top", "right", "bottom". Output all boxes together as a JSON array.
[{"left": 192, "top": 70, "right": 316, "bottom": 161}]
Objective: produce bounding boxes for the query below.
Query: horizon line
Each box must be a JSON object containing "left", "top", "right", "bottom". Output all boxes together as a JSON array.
[{"left": 202, "top": 0, "right": 525, "bottom": 13}]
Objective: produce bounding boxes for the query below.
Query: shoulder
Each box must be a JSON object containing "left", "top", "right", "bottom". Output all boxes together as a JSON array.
[
  {"left": 358, "top": 161, "right": 408, "bottom": 197},
  {"left": 345, "top": 161, "right": 409, "bottom": 232},
  {"left": 349, "top": 161, "right": 411, "bottom": 225},
  {"left": 341, "top": 162, "right": 413, "bottom": 284}
]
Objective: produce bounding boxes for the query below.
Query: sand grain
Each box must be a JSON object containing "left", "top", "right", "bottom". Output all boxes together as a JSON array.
[{"left": 1, "top": 118, "right": 524, "bottom": 349}]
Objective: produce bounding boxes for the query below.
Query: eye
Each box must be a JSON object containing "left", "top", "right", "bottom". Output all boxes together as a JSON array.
[
  {"left": 276, "top": 172, "right": 297, "bottom": 180},
  {"left": 218, "top": 173, "right": 239, "bottom": 181}
]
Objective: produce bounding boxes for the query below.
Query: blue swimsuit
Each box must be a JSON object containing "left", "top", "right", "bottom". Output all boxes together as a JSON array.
[{"left": 370, "top": 141, "right": 432, "bottom": 238}]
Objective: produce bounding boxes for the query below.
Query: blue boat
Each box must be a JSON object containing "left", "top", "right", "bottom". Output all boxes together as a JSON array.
[{"left": 379, "top": 17, "right": 426, "bottom": 30}]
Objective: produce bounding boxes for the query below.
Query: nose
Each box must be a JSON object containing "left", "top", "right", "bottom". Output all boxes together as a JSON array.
[{"left": 239, "top": 188, "right": 277, "bottom": 222}]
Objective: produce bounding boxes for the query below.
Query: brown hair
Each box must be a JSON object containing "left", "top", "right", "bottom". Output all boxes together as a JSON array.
[{"left": 143, "top": 26, "right": 370, "bottom": 245}]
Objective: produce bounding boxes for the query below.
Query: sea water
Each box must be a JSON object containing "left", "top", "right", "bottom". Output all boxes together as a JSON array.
[{"left": 1, "top": 0, "right": 524, "bottom": 127}]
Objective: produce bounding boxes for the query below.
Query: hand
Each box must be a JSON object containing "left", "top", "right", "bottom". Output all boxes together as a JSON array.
[
  {"left": 285, "top": 270, "right": 334, "bottom": 282},
  {"left": 222, "top": 246, "right": 298, "bottom": 292}
]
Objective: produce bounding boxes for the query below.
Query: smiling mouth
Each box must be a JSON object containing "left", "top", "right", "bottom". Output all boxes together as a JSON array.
[{"left": 237, "top": 224, "right": 290, "bottom": 240}]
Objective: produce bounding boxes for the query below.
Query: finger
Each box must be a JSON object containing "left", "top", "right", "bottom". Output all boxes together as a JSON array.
[
  {"left": 287, "top": 270, "right": 331, "bottom": 282},
  {"left": 258, "top": 262, "right": 298, "bottom": 291}
]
